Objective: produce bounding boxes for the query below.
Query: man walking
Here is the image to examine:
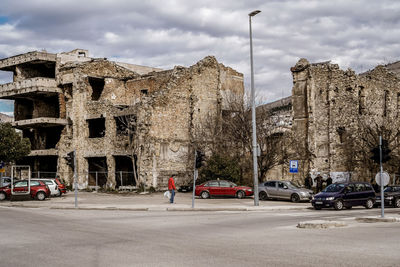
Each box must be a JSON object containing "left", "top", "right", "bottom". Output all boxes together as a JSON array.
[
  {"left": 314, "top": 174, "right": 323, "bottom": 193},
  {"left": 168, "top": 175, "right": 176, "bottom": 204}
]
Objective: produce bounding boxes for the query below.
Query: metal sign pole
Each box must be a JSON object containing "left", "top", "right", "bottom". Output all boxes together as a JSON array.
[
  {"left": 192, "top": 150, "right": 197, "bottom": 209},
  {"left": 379, "top": 136, "right": 384, "bottom": 218},
  {"left": 74, "top": 150, "right": 78, "bottom": 208}
]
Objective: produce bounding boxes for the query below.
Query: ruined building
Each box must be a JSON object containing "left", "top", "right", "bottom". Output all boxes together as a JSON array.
[
  {"left": 266, "top": 58, "right": 400, "bottom": 183},
  {"left": 0, "top": 49, "right": 244, "bottom": 189}
]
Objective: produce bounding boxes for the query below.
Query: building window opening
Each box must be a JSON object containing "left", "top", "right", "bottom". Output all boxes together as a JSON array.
[
  {"left": 115, "top": 115, "right": 136, "bottom": 136},
  {"left": 23, "top": 126, "right": 63, "bottom": 150},
  {"left": 358, "top": 86, "right": 365, "bottom": 115},
  {"left": 87, "top": 118, "right": 105, "bottom": 138},
  {"left": 17, "top": 62, "right": 56, "bottom": 79},
  {"left": 397, "top": 93, "right": 400, "bottom": 117},
  {"left": 89, "top": 77, "right": 105, "bottom": 101},
  {"left": 140, "top": 89, "right": 148, "bottom": 95},
  {"left": 62, "top": 83, "right": 73, "bottom": 101},
  {"left": 337, "top": 127, "right": 346, "bottom": 143},
  {"left": 87, "top": 157, "right": 108, "bottom": 188},
  {"left": 15, "top": 99, "right": 33, "bottom": 121},
  {"left": 114, "top": 156, "right": 137, "bottom": 188},
  {"left": 19, "top": 156, "right": 58, "bottom": 178},
  {"left": 384, "top": 90, "right": 388, "bottom": 117}
]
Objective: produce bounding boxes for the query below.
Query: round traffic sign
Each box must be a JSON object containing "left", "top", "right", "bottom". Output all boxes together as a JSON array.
[{"left": 375, "top": 172, "right": 390, "bottom": 186}]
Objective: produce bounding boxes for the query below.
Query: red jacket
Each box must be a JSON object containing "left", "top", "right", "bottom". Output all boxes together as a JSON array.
[{"left": 168, "top": 177, "right": 176, "bottom": 190}]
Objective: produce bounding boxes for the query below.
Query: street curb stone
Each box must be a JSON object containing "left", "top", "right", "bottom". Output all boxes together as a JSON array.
[
  {"left": 297, "top": 220, "right": 347, "bottom": 229},
  {"left": 355, "top": 217, "right": 400, "bottom": 223}
]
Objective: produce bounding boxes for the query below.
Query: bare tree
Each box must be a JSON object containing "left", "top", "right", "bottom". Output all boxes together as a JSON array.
[
  {"left": 194, "top": 92, "right": 290, "bottom": 184},
  {"left": 115, "top": 111, "right": 140, "bottom": 186}
]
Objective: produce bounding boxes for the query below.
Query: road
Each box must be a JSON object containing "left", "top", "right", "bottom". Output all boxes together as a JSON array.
[{"left": 1, "top": 206, "right": 399, "bottom": 267}]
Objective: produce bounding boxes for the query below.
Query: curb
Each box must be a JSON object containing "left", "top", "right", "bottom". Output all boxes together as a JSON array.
[
  {"left": 355, "top": 217, "right": 400, "bottom": 223},
  {"left": 297, "top": 220, "right": 347, "bottom": 229},
  {"left": 167, "top": 207, "right": 248, "bottom": 211},
  {"left": 0, "top": 204, "right": 310, "bottom": 212},
  {"left": 49, "top": 207, "right": 149, "bottom": 211}
]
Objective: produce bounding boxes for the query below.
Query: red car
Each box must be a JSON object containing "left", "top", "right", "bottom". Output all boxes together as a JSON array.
[
  {"left": 54, "top": 178, "right": 67, "bottom": 195},
  {"left": 195, "top": 180, "right": 253, "bottom": 199},
  {"left": 0, "top": 179, "right": 51, "bottom": 201}
]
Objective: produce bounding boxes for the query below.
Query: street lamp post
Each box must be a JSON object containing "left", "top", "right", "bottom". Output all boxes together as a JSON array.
[{"left": 249, "top": 10, "right": 261, "bottom": 206}]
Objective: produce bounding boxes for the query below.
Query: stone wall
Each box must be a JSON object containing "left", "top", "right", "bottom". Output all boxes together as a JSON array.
[
  {"left": 290, "top": 58, "right": 400, "bottom": 183},
  {"left": 56, "top": 55, "right": 243, "bottom": 189}
]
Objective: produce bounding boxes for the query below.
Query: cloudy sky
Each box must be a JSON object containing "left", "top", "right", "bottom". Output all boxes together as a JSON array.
[{"left": 1, "top": 0, "right": 400, "bottom": 115}]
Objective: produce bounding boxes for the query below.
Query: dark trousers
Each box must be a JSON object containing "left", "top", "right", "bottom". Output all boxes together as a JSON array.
[{"left": 170, "top": 189, "right": 175, "bottom": 203}]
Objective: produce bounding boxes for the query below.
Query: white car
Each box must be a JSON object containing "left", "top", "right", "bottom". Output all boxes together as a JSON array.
[
  {"left": 35, "top": 179, "right": 61, "bottom": 197},
  {"left": 0, "top": 177, "right": 12, "bottom": 187}
]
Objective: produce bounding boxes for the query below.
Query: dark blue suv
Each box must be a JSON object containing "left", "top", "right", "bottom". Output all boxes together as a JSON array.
[{"left": 311, "top": 182, "right": 376, "bottom": 210}]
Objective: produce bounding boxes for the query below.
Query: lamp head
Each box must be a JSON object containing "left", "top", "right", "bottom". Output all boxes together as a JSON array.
[{"left": 249, "top": 10, "right": 261, "bottom": 17}]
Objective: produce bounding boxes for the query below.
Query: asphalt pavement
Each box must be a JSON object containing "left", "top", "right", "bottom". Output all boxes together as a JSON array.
[{"left": 1, "top": 206, "right": 400, "bottom": 267}]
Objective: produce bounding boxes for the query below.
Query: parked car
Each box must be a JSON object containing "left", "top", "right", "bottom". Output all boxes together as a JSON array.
[
  {"left": 0, "top": 177, "right": 12, "bottom": 187},
  {"left": 311, "top": 182, "right": 376, "bottom": 210},
  {"left": 35, "top": 179, "right": 60, "bottom": 197},
  {"left": 258, "top": 180, "right": 313, "bottom": 202},
  {"left": 0, "top": 179, "right": 51, "bottom": 201},
  {"left": 195, "top": 180, "right": 253, "bottom": 199},
  {"left": 178, "top": 184, "right": 193, "bottom": 192},
  {"left": 375, "top": 185, "right": 400, "bottom": 208},
  {"left": 54, "top": 178, "right": 67, "bottom": 195}
]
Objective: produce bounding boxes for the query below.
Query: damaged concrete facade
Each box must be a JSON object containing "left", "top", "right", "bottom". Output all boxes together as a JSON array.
[
  {"left": 288, "top": 58, "right": 400, "bottom": 182},
  {"left": 0, "top": 49, "right": 243, "bottom": 189}
]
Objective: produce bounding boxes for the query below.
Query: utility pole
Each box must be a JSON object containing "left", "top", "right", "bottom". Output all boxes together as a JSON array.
[
  {"left": 73, "top": 150, "right": 78, "bottom": 208},
  {"left": 249, "top": 10, "right": 261, "bottom": 206},
  {"left": 379, "top": 136, "right": 384, "bottom": 218}
]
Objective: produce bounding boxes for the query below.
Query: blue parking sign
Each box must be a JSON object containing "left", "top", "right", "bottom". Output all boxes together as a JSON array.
[{"left": 289, "top": 160, "right": 298, "bottom": 173}]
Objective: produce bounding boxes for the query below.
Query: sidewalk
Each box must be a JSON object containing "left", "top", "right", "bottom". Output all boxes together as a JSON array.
[{"left": 0, "top": 191, "right": 311, "bottom": 211}]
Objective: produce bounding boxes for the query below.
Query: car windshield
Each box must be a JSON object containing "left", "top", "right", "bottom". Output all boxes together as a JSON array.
[
  {"left": 323, "top": 183, "right": 345, "bottom": 192},
  {"left": 384, "top": 186, "right": 400, "bottom": 192}
]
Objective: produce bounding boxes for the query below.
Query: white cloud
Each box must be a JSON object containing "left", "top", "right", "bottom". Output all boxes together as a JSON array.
[{"left": 0, "top": 0, "right": 399, "bottom": 105}]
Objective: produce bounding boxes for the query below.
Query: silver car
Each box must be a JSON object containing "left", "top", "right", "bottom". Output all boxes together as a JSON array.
[{"left": 258, "top": 180, "right": 313, "bottom": 202}]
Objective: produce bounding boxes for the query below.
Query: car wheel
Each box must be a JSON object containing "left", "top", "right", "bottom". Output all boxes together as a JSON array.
[
  {"left": 290, "top": 194, "right": 300, "bottom": 203},
  {"left": 365, "top": 199, "right": 374, "bottom": 209},
  {"left": 334, "top": 199, "right": 344, "bottom": 210},
  {"left": 237, "top": 191, "right": 245, "bottom": 199},
  {"left": 200, "top": 191, "right": 210, "bottom": 199},
  {"left": 0, "top": 192, "right": 6, "bottom": 201},
  {"left": 36, "top": 191, "right": 46, "bottom": 201},
  {"left": 394, "top": 198, "right": 400, "bottom": 208},
  {"left": 259, "top": 191, "right": 268, "bottom": 201},
  {"left": 314, "top": 205, "right": 322, "bottom": 210}
]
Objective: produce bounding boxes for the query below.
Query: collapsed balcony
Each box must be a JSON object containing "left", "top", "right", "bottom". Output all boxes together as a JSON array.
[
  {"left": 0, "top": 51, "right": 57, "bottom": 73},
  {"left": 0, "top": 78, "right": 62, "bottom": 99}
]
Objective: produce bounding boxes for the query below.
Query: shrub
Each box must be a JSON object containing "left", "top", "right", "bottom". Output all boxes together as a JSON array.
[{"left": 198, "top": 154, "right": 241, "bottom": 185}]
